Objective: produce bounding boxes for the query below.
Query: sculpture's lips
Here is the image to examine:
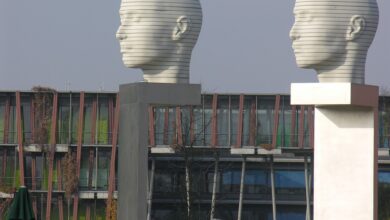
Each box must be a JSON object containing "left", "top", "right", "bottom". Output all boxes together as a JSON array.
[{"left": 120, "top": 49, "right": 131, "bottom": 53}]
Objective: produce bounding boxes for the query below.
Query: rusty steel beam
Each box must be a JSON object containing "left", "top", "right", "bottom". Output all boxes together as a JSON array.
[
  {"left": 31, "top": 95, "right": 37, "bottom": 220},
  {"left": 16, "top": 91, "right": 25, "bottom": 186},
  {"left": 57, "top": 158, "right": 64, "bottom": 220},
  {"left": 298, "top": 106, "right": 305, "bottom": 148},
  {"left": 211, "top": 94, "right": 218, "bottom": 147},
  {"left": 249, "top": 98, "right": 256, "bottom": 146},
  {"left": 236, "top": 95, "right": 244, "bottom": 148},
  {"left": 271, "top": 95, "right": 281, "bottom": 149},
  {"left": 290, "top": 105, "right": 297, "bottom": 147},
  {"left": 106, "top": 93, "right": 120, "bottom": 220},
  {"left": 308, "top": 106, "right": 315, "bottom": 149},
  {"left": 148, "top": 106, "right": 156, "bottom": 147},
  {"left": 176, "top": 107, "right": 183, "bottom": 146},
  {"left": 73, "top": 92, "right": 85, "bottom": 220},
  {"left": 46, "top": 92, "right": 58, "bottom": 220},
  {"left": 86, "top": 206, "right": 91, "bottom": 220},
  {"left": 30, "top": 95, "right": 35, "bottom": 144},
  {"left": 3, "top": 95, "right": 10, "bottom": 144}
]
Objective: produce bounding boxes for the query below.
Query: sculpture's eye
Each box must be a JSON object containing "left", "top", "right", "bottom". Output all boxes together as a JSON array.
[
  {"left": 132, "top": 16, "right": 141, "bottom": 23},
  {"left": 296, "top": 11, "right": 313, "bottom": 23}
]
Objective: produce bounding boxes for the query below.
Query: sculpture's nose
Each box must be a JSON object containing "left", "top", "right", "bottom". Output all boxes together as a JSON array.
[
  {"left": 116, "top": 25, "right": 126, "bottom": 40},
  {"left": 289, "top": 24, "right": 299, "bottom": 41}
]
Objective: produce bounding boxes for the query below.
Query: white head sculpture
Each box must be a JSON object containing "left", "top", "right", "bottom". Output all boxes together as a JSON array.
[
  {"left": 116, "top": 0, "right": 203, "bottom": 84},
  {"left": 290, "top": 0, "right": 379, "bottom": 84}
]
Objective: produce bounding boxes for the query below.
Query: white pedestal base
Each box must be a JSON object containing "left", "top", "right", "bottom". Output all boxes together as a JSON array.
[{"left": 291, "top": 83, "right": 378, "bottom": 220}]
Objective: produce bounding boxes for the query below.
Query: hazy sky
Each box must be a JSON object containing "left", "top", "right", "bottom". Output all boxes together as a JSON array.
[{"left": 0, "top": 0, "right": 389, "bottom": 93}]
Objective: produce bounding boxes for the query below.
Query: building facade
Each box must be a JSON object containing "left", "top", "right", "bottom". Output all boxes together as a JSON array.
[{"left": 0, "top": 91, "right": 389, "bottom": 219}]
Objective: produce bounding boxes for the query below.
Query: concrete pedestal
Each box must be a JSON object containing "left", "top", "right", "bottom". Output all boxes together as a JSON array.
[
  {"left": 118, "top": 82, "right": 201, "bottom": 220},
  {"left": 291, "top": 83, "right": 378, "bottom": 220}
]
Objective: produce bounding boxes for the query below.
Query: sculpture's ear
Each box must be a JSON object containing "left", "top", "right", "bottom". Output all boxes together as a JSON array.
[
  {"left": 172, "top": 16, "right": 190, "bottom": 41},
  {"left": 346, "top": 15, "right": 365, "bottom": 41}
]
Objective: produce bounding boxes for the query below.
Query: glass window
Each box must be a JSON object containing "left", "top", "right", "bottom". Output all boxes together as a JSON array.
[
  {"left": 222, "top": 170, "right": 241, "bottom": 193},
  {"left": 79, "top": 149, "right": 96, "bottom": 190},
  {"left": 277, "top": 206, "right": 306, "bottom": 220},
  {"left": 207, "top": 171, "right": 220, "bottom": 193},
  {"left": 277, "top": 96, "right": 291, "bottom": 148},
  {"left": 97, "top": 149, "right": 110, "bottom": 190},
  {"left": 167, "top": 108, "right": 176, "bottom": 145},
  {"left": 154, "top": 172, "right": 173, "bottom": 193},
  {"left": 230, "top": 96, "right": 239, "bottom": 146},
  {"left": 70, "top": 96, "right": 80, "bottom": 144},
  {"left": 217, "top": 96, "right": 229, "bottom": 146},
  {"left": 0, "top": 97, "right": 5, "bottom": 143},
  {"left": 180, "top": 107, "right": 191, "bottom": 146},
  {"left": 82, "top": 96, "right": 94, "bottom": 144},
  {"left": 243, "top": 96, "right": 256, "bottom": 146},
  {"left": 21, "top": 96, "right": 32, "bottom": 144},
  {"left": 154, "top": 107, "right": 165, "bottom": 145},
  {"left": 245, "top": 169, "right": 270, "bottom": 194},
  {"left": 379, "top": 171, "right": 390, "bottom": 185},
  {"left": 204, "top": 95, "right": 213, "bottom": 146},
  {"left": 256, "top": 96, "right": 275, "bottom": 147},
  {"left": 8, "top": 99, "right": 17, "bottom": 144},
  {"left": 275, "top": 169, "right": 305, "bottom": 199},
  {"left": 97, "top": 96, "right": 109, "bottom": 144},
  {"left": 57, "top": 95, "right": 71, "bottom": 144},
  {"left": 192, "top": 106, "right": 203, "bottom": 146},
  {"left": 379, "top": 171, "right": 390, "bottom": 219}
]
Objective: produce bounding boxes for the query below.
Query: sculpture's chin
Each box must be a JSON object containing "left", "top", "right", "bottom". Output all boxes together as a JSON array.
[
  {"left": 122, "top": 59, "right": 142, "bottom": 69},
  {"left": 295, "top": 60, "right": 313, "bottom": 69}
]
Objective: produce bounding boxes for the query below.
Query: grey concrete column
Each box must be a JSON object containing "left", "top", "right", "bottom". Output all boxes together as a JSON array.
[{"left": 118, "top": 82, "right": 201, "bottom": 220}]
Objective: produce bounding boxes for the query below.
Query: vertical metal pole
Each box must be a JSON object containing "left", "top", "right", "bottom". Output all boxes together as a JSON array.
[
  {"left": 270, "top": 156, "right": 277, "bottom": 220},
  {"left": 15, "top": 91, "right": 25, "bottom": 186},
  {"left": 304, "top": 156, "right": 311, "bottom": 220},
  {"left": 146, "top": 159, "right": 155, "bottom": 220},
  {"left": 210, "top": 155, "right": 219, "bottom": 220},
  {"left": 73, "top": 92, "right": 85, "bottom": 220},
  {"left": 46, "top": 92, "right": 58, "bottom": 220},
  {"left": 237, "top": 157, "right": 246, "bottom": 220},
  {"left": 106, "top": 93, "right": 120, "bottom": 220}
]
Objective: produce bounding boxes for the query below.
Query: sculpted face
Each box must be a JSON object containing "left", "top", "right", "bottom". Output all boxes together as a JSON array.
[
  {"left": 116, "top": 0, "right": 203, "bottom": 83},
  {"left": 290, "top": 2, "right": 348, "bottom": 69},
  {"left": 290, "top": 0, "right": 379, "bottom": 83},
  {"left": 116, "top": 1, "right": 175, "bottom": 68}
]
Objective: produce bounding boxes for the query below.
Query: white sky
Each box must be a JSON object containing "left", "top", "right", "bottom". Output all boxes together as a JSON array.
[{"left": 0, "top": 0, "right": 389, "bottom": 93}]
